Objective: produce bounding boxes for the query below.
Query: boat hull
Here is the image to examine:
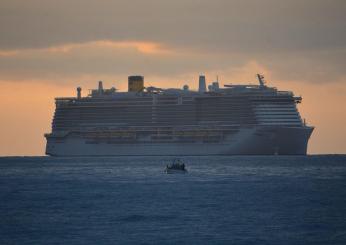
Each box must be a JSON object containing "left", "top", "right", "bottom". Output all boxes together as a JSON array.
[
  {"left": 164, "top": 169, "right": 187, "bottom": 174},
  {"left": 45, "top": 126, "right": 314, "bottom": 156}
]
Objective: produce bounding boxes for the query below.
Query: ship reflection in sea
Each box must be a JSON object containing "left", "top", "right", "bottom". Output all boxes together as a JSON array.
[{"left": 1, "top": 155, "right": 346, "bottom": 244}]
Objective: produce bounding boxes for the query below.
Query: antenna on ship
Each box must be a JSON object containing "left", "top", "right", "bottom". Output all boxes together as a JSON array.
[
  {"left": 77, "top": 87, "right": 82, "bottom": 99},
  {"left": 199, "top": 75, "right": 207, "bottom": 93},
  {"left": 98, "top": 81, "right": 103, "bottom": 95},
  {"left": 257, "top": 74, "right": 265, "bottom": 88}
]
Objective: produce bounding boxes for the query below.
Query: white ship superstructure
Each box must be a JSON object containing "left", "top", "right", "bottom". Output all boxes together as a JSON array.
[{"left": 45, "top": 75, "right": 314, "bottom": 156}]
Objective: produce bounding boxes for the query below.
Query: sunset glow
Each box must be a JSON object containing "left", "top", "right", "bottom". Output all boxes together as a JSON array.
[{"left": 0, "top": 0, "right": 345, "bottom": 155}]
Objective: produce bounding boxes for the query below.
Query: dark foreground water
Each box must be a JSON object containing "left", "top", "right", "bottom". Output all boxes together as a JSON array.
[{"left": 0, "top": 155, "right": 346, "bottom": 244}]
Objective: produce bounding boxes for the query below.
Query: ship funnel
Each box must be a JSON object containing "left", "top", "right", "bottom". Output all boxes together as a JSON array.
[
  {"left": 198, "top": 75, "right": 206, "bottom": 93},
  {"left": 77, "top": 87, "right": 82, "bottom": 99},
  {"left": 98, "top": 81, "right": 103, "bottom": 94},
  {"left": 128, "top": 75, "right": 144, "bottom": 92}
]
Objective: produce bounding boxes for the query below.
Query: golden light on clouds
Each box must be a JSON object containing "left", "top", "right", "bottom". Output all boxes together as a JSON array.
[
  {"left": 100, "top": 41, "right": 173, "bottom": 55},
  {"left": 0, "top": 50, "right": 21, "bottom": 57},
  {"left": 0, "top": 40, "right": 174, "bottom": 58}
]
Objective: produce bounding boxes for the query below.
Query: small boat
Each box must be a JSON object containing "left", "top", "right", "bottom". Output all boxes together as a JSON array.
[{"left": 164, "top": 158, "right": 187, "bottom": 174}]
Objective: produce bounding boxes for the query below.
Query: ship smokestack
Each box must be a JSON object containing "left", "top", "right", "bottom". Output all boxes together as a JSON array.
[
  {"left": 98, "top": 81, "right": 103, "bottom": 94},
  {"left": 128, "top": 75, "right": 144, "bottom": 92},
  {"left": 199, "top": 75, "right": 206, "bottom": 93},
  {"left": 77, "top": 87, "right": 82, "bottom": 99}
]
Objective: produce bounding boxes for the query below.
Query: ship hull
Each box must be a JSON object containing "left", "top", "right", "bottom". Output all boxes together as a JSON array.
[{"left": 45, "top": 126, "right": 314, "bottom": 156}]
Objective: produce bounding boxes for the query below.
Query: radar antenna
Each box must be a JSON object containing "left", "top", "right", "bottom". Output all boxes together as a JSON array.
[{"left": 257, "top": 74, "right": 266, "bottom": 87}]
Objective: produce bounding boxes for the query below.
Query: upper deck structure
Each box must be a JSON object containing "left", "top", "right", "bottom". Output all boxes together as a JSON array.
[{"left": 45, "top": 74, "right": 314, "bottom": 156}]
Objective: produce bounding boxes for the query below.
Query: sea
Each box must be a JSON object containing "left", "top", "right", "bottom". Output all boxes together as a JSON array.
[{"left": 0, "top": 155, "right": 346, "bottom": 245}]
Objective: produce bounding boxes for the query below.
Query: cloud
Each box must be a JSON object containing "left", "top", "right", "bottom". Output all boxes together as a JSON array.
[
  {"left": 0, "top": 40, "right": 173, "bottom": 57},
  {"left": 0, "top": 0, "right": 345, "bottom": 86},
  {"left": 0, "top": 39, "right": 250, "bottom": 83},
  {"left": 0, "top": 0, "right": 345, "bottom": 51},
  {"left": 0, "top": 39, "right": 345, "bottom": 86}
]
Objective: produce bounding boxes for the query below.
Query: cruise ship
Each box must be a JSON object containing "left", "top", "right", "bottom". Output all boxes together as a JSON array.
[{"left": 45, "top": 74, "right": 314, "bottom": 156}]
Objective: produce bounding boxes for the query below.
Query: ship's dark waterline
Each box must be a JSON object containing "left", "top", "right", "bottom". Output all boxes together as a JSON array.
[{"left": 0, "top": 155, "right": 346, "bottom": 244}]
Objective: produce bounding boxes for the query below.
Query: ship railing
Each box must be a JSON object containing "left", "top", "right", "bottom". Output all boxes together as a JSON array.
[
  {"left": 61, "top": 124, "right": 244, "bottom": 133},
  {"left": 277, "top": 91, "right": 294, "bottom": 96}
]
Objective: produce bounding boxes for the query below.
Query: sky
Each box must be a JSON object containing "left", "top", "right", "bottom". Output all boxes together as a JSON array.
[{"left": 0, "top": 0, "right": 345, "bottom": 155}]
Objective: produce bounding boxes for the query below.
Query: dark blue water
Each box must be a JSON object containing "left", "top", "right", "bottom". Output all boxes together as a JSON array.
[{"left": 0, "top": 155, "right": 346, "bottom": 244}]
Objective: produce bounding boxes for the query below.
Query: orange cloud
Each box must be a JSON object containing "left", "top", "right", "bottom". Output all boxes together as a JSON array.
[
  {"left": 93, "top": 40, "right": 173, "bottom": 54},
  {"left": 0, "top": 50, "right": 20, "bottom": 57},
  {"left": 0, "top": 40, "right": 174, "bottom": 57}
]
